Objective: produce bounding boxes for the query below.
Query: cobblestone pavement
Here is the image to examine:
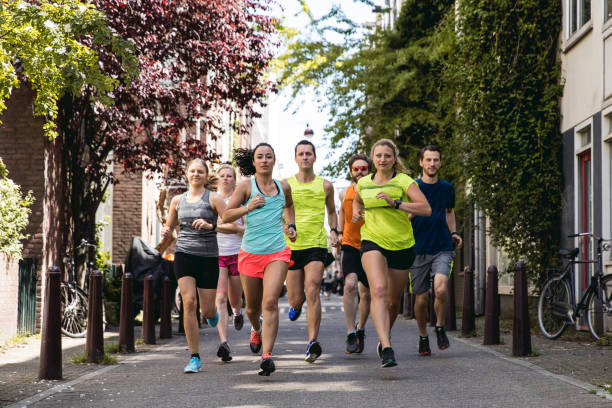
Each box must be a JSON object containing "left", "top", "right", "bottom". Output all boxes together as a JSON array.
[{"left": 1, "top": 296, "right": 611, "bottom": 407}]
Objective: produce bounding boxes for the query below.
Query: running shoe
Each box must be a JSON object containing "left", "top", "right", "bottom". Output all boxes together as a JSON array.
[
  {"left": 288, "top": 305, "right": 302, "bottom": 321},
  {"left": 259, "top": 352, "right": 275, "bottom": 376},
  {"left": 305, "top": 339, "right": 322, "bottom": 363},
  {"left": 381, "top": 347, "right": 397, "bottom": 368},
  {"left": 356, "top": 328, "right": 365, "bottom": 354},
  {"left": 345, "top": 332, "right": 358, "bottom": 354},
  {"left": 207, "top": 311, "right": 219, "bottom": 328},
  {"left": 233, "top": 313, "right": 244, "bottom": 331},
  {"left": 217, "top": 342, "right": 232, "bottom": 362},
  {"left": 183, "top": 356, "right": 202, "bottom": 373},
  {"left": 419, "top": 335, "right": 431, "bottom": 356},
  {"left": 250, "top": 329, "right": 262, "bottom": 354},
  {"left": 435, "top": 326, "right": 450, "bottom": 350}
]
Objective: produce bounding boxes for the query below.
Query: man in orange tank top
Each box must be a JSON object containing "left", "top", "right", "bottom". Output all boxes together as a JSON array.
[{"left": 337, "top": 154, "right": 372, "bottom": 354}]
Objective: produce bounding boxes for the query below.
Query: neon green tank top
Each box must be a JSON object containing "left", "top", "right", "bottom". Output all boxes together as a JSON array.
[
  {"left": 356, "top": 173, "right": 416, "bottom": 251},
  {"left": 286, "top": 175, "right": 327, "bottom": 250}
]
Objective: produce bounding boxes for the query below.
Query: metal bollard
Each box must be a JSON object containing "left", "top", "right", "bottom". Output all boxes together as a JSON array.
[
  {"left": 160, "top": 277, "right": 172, "bottom": 339},
  {"left": 429, "top": 281, "right": 437, "bottom": 327},
  {"left": 461, "top": 266, "right": 475, "bottom": 335},
  {"left": 446, "top": 270, "right": 457, "bottom": 331},
  {"left": 86, "top": 270, "right": 104, "bottom": 363},
  {"left": 484, "top": 265, "right": 500, "bottom": 345},
  {"left": 39, "top": 266, "right": 62, "bottom": 380},
  {"left": 512, "top": 261, "right": 532, "bottom": 356},
  {"left": 119, "top": 268, "right": 135, "bottom": 352},
  {"left": 142, "top": 275, "right": 156, "bottom": 344}
]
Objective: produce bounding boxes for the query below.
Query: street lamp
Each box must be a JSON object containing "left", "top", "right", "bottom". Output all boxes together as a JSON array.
[{"left": 304, "top": 123, "right": 314, "bottom": 138}]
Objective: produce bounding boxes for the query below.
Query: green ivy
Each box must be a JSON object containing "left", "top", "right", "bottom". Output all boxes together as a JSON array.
[{"left": 0, "top": 158, "right": 33, "bottom": 258}]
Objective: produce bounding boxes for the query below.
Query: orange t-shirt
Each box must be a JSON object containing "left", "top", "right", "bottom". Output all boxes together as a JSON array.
[{"left": 341, "top": 185, "right": 363, "bottom": 249}]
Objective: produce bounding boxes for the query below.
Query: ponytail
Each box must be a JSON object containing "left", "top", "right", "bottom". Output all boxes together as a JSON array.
[{"left": 233, "top": 142, "right": 275, "bottom": 176}]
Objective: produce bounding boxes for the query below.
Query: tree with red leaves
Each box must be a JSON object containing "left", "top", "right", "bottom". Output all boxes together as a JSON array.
[{"left": 46, "top": 0, "right": 278, "bottom": 269}]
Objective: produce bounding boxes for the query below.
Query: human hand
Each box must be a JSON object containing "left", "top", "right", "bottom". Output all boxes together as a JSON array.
[
  {"left": 376, "top": 191, "right": 394, "bottom": 207},
  {"left": 161, "top": 225, "right": 172, "bottom": 238},
  {"left": 286, "top": 225, "right": 297, "bottom": 242},
  {"left": 248, "top": 194, "right": 266, "bottom": 212},
  {"left": 452, "top": 233, "right": 463, "bottom": 250},
  {"left": 351, "top": 209, "right": 364, "bottom": 223},
  {"left": 192, "top": 219, "right": 213, "bottom": 230}
]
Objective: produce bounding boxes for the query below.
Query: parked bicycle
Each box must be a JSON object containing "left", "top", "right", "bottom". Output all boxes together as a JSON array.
[
  {"left": 538, "top": 232, "right": 612, "bottom": 340},
  {"left": 60, "top": 239, "right": 106, "bottom": 338}
]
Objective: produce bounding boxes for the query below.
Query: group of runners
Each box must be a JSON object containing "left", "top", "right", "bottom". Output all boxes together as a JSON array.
[{"left": 161, "top": 138, "right": 462, "bottom": 376}]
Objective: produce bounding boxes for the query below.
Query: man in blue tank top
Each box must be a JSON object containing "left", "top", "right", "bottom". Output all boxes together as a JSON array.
[{"left": 410, "top": 145, "right": 463, "bottom": 356}]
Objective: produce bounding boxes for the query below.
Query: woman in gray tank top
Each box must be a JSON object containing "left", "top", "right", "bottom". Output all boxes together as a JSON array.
[{"left": 161, "top": 158, "right": 226, "bottom": 374}]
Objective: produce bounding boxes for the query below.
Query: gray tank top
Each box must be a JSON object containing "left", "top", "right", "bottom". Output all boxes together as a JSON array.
[{"left": 175, "top": 190, "right": 218, "bottom": 257}]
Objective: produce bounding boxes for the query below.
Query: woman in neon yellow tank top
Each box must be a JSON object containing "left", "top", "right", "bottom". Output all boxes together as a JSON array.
[{"left": 352, "top": 138, "right": 431, "bottom": 368}]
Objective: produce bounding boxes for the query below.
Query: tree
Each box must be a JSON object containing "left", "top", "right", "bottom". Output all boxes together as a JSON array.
[{"left": 48, "top": 0, "right": 278, "bottom": 269}]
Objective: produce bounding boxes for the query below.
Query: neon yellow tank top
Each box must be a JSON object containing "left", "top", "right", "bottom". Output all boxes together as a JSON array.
[
  {"left": 286, "top": 175, "right": 327, "bottom": 250},
  {"left": 356, "top": 173, "right": 416, "bottom": 251}
]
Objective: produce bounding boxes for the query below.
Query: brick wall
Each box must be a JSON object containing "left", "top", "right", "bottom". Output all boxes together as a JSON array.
[
  {"left": 0, "top": 85, "right": 45, "bottom": 333},
  {"left": 0, "top": 254, "right": 19, "bottom": 342},
  {"left": 112, "top": 170, "right": 143, "bottom": 263}
]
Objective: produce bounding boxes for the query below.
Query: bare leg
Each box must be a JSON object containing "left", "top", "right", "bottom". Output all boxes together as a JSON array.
[
  {"left": 415, "top": 292, "right": 429, "bottom": 337},
  {"left": 433, "top": 274, "right": 449, "bottom": 327},
  {"left": 215, "top": 267, "right": 229, "bottom": 343},
  {"left": 343, "top": 273, "right": 359, "bottom": 332},
  {"left": 228, "top": 274, "right": 243, "bottom": 315},
  {"left": 240, "top": 274, "right": 263, "bottom": 331},
  {"left": 304, "top": 261, "right": 324, "bottom": 341},
  {"left": 177, "top": 277, "right": 199, "bottom": 354},
  {"left": 261, "top": 261, "right": 288, "bottom": 354},
  {"left": 286, "top": 268, "right": 306, "bottom": 309},
  {"left": 387, "top": 268, "right": 410, "bottom": 330},
  {"left": 361, "top": 251, "right": 391, "bottom": 348},
  {"left": 357, "top": 283, "right": 371, "bottom": 330}
]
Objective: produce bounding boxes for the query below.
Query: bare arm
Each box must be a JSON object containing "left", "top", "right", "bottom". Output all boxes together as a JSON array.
[
  {"left": 446, "top": 208, "right": 463, "bottom": 249},
  {"left": 351, "top": 190, "right": 365, "bottom": 224},
  {"left": 281, "top": 180, "right": 297, "bottom": 242},
  {"left": 324, "top": 180, "right": 339, "bottom": 246},
  {"left": 222, "top": 180, "right": 251, "bottom": 223},
  {"left": 377, "top": 183, "right": 431, "bottom": 216},
  {"left": 337, "top": 189, "right": 346, "bottom": 238},
  {"left": 161, "top": 195, "right": 180, "bottom": 238}
]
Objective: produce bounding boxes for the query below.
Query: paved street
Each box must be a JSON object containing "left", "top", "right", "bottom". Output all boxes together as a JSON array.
[{"left": 4, "top": 296, "right": 612, "bottom": 408}]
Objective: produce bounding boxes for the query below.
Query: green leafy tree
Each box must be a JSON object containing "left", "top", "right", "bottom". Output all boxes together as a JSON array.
[{"left": 0, "top": 158, "right": 33, "bottom": 258}]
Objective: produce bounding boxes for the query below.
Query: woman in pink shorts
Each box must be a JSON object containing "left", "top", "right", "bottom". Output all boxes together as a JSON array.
[
  {"left": 214, "top": 164, "right": 246, "bottom": 363},
  {"left": 222, "top": 143, "right": 297, "bottom": 376}
]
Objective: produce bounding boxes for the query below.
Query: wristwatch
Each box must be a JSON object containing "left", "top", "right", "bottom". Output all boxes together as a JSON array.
[
  {"left": 331, "top": 227, "right": 339, "bottom": 234},
  {"left": 287, "top": 223, "right": 297, "bottom": 231},
  {"left": 394, "top": 199, "right": 402, "bottom": 209},
  {"left": 451, "top": 232, "right": 460, "bottom": 237}
]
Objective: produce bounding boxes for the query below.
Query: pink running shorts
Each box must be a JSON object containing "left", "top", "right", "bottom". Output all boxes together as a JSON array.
[
  {"left": 219, "top": 254, "right": 239, "bottom": 277},
  {"left": 238, "top": 247, "right": 292, "bottom": 279}
]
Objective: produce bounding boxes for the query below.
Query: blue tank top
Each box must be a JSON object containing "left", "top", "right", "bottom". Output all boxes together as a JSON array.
[{"left": 241, "top": 178, "right": 287, "bottom": 255}]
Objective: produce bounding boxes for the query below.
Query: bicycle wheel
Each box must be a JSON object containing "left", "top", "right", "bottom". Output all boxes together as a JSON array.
[
  {"left": 586, "top": 274, "right": 612, "bottom": 340},
  {"left": 538, "top": 277, "right": 571, "bottom": 339},
  {"left": 60, "top": 282, "right": 88, "bottom": 338}
]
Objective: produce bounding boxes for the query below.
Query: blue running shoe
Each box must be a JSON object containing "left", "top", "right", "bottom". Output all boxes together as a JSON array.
[
  {"left": 305, "top": 340, "right": 322, "bottom": 363},
  {"left": 184, "top": 356, "right": 202, "bottom": 373},
  {"left": 207, "top": 311, "right": 219, "bottom": 328}
]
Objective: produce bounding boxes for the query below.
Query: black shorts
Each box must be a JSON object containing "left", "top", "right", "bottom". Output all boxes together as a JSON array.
[
  {"left": 360, "top": 240, "right": 415, "bottom": 270},
  {"left": 289, "top": 247, "right": 327, "bottom": 270},
  {"left": 341, "top": 245, "right": 369, "bottom": 288},
  {"left": 174, "top": 252, "right": 219, "bottom": 289}
]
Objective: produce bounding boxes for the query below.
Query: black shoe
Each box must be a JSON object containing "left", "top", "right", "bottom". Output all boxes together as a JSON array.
[
  {"left": 305, "top": 340, "right": 322, "bottom": 363},
  {"left": 355, "top": 329, "right": 365, "bottom": 354},
  {"left": 217, "top": 342, "right": 232, "bottom": 362},
  {"left": 419, "top": 336, "right": 431, "bottom": 356},
  {"left": 345, "top": 333, "right": 358, "bottom": 354},
  {"left": 258, "top": 354, "right": 275, "bottom": 376},
  {"left": 435, "top": 326, "right": 450, "bottom": 350},
  {"left": 381, "top": 347, "right": 397, "bottom": 367},
  {"left": 376, "top": 341, "right": 383, "bottom": 358},
  {"left": 233, "top": 313, "right": 244, "bottom": 331}
]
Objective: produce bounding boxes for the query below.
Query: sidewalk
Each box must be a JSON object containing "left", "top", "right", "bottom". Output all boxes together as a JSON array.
[{"left": 1, "top": 296, "right": 611, "bottom": 407}]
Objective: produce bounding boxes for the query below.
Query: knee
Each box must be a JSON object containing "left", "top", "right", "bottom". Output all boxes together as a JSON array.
[
  {"left": 261, "top": 297, "right": 277, "bottom": 313},
  {"left": 434, "top": 287, "right": 448, "bottom": 300},
  {"left": 305, "top": 283, "right": 320, "bottom": 300},
  {"left": 245, "top": 304, "right": 260, "bottom": 317},
  {"left": 182, "top": 296, "right": 197, "bottom": 312},
  {"left": 344, "top": 280, "right": 358, "bottom": 296},
  {"left": 216, "top": 291, "right": 228, "bottom": 304},
  {"left": 369, "top": 283, "right": 387, "bottom": 300},
  {"left": 414, "top": 292, "right": 429, "bottom": 307}
]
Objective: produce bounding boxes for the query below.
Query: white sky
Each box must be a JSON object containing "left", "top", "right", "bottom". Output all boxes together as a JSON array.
[{"left": 267, "top": 0, "right": 380, "bottom": 187}]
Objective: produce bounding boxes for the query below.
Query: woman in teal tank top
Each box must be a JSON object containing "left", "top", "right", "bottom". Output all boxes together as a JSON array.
[
  {"left": 352, "top": 139, "right": 431, "bottom": 368},
  {"left": 222, "top": 142, "right": 297, "bottom": 376}
]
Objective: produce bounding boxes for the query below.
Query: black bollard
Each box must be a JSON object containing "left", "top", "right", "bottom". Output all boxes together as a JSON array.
[
  {"left": 429, "top": 281, "right": 437, "bottom": 327},
  {"left": 39, "top": 266, "right": 62, "bottom": 380},
  {"left": 160, "top": 277, "right": 172, "bottom": 339},
  {"left": 484, "top": 265, "right": 500, "bottom": 345},
  {"left": 446, "top": 270, "right": 457, "bottom": 331},
  {"left": 86, "top": 270, "right": 104, "bottom": 363},
  {"left": 119, "top": 269, "right": 135, "bottom": 352},
  {"left": 513, "top": 261, "right": 532, "bottom": 356},
  {"left": 461, "top": 266, "right": 475, "bottom": 335},
  {"left": 142, "top": 275, "right": 156, "bottom": 344}
]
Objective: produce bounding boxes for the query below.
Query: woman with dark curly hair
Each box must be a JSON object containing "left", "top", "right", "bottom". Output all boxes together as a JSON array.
[{"left": 222, "top": 142, "right": 297, "bottom": 376}]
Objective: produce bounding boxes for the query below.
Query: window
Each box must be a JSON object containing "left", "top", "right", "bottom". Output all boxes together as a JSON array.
[
  {"left": 607, "top": 0, "right": 612, "bottom": 22},
  {"left": 568, "top": 0, "right": 591, "bottom": 36},
  {"left": 577, "top": 124, "right": 591, "bottom": 147}
]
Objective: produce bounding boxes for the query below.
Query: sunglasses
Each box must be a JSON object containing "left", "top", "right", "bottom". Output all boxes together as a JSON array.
[{"left": 352, "top": 166, "right": 368, "bottom": 172}]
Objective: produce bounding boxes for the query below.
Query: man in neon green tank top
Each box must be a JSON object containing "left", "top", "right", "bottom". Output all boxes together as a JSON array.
[{"left": 285, "top": 139, "right": 339, "bottom": 363}]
